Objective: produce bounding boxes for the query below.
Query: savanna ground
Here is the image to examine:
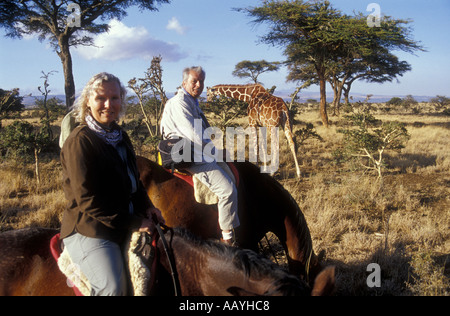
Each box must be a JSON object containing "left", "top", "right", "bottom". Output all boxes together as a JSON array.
[{"left": 0, "top": 102, "right": 449, "bottom": 296}]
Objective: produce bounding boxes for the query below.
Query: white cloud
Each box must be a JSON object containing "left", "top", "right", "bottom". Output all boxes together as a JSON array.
[
  {"left": 166, "top": 17, "right": 189, "bottom": 35},
  {"left": 74, "top": 19, "right": 187, "bottom": 62}
]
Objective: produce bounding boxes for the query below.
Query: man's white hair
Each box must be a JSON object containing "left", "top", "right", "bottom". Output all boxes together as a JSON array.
[{"left": 182, "top": 66, "right": 206, "bottom": 82}]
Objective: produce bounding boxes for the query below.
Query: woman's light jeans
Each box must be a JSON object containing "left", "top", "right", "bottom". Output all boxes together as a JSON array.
[{"left": 63, "top": 233, "right": 127, "bottom": 296}]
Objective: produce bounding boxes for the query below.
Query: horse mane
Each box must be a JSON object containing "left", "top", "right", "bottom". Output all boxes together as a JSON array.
[{"left": 171, "top": 227, "right": 309, "bottom": 296}]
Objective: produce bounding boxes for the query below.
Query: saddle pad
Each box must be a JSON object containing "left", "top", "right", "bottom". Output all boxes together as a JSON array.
[
  {"left": 123, "top": 232, "right": 156, "bottom": 296},
  {"left": 50, "top": 234, "right": 87, "bottom": 297},
  {"left": 158, "top": 153, "right": 239, "bottom": 205},
  {"left": 193, "top": 162, "right": 237, "bottom": 205},
  {"left": 51, "top": 233, "right": 155, "bottom": 296}
]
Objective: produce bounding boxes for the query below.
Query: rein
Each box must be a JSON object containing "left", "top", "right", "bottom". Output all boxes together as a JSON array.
[{"left": 154, "top": 223, "right": 181, "bottom": 296}]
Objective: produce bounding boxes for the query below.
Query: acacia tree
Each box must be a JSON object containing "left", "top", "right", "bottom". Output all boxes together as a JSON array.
[
  {"left": 232, "top": 60, "right": 280, "bottom": 84},
  {"left": 238, "top": 0, "right": 423, "bottom": 127},
  {"left": 340, "top": 52, "right": 412, "bottom": 107},
  {"left": 0, "top": 0, "right": 169, "bottom": 108},
  {"left": 238, "top": 1, "right": 344, "bottom": 127},
  {"left": 325, "top": 13, "right": 420, "bottom": 113}
]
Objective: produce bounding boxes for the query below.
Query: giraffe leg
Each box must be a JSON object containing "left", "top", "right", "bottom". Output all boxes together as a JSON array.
[
  {"left": 258, "top": 127, "right": 269, "bottom": 174},
  {"left": 269, "top": 126, "right": 280, "bottom": 175},
  {"left": 284, "top": 127, "right": 301, "bottom": 178},
  {"left": 249, "top": 124, "right": 258, "bottom": 163},
  {"left": 258, "top": 126, "right": 279, "bottom": 175}
]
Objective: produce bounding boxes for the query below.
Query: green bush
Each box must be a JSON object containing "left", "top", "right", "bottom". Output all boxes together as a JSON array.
[{"left": 336, "top": 112, "right": 410, "bottom": 181}]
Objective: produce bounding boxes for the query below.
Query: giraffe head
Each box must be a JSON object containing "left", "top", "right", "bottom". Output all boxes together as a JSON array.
[{"left": 206, "top": 87, "right": 219, "bottom": 102}]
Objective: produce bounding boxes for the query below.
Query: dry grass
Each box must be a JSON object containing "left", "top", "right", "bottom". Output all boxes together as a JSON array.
[
  {"left": 0, "top": 160, "right": 65, "bottom": 232},
  {"left": 1, "top": 105, "right": 449, "bottom": 296},
  {"left": 273, "top": 108, "right": 450, "bottom": 296}
]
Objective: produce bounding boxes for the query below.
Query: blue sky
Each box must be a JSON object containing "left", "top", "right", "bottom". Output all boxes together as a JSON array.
[{"left": 0, "top": 0, "right": 449, "bottom": 101}]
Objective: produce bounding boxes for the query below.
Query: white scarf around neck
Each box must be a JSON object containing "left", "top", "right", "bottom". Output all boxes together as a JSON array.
[{"left": 85, "top": 114, "right": 123, "bottom": 147}]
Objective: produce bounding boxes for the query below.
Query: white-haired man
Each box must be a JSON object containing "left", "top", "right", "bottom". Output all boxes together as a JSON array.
[{"left": 160, "top": 66, "right": 240, "bottom": 245}]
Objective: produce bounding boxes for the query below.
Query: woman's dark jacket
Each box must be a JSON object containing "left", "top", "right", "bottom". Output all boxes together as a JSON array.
[{"left": 60, "top": 124, "right": 153, "bottom": 244}]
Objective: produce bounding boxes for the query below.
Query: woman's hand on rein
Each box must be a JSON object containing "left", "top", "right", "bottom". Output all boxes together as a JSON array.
[
  {"left": 139, "top": 207, "right": 166, "bottom": 235},
  {"left": 139, "top": 218, "right": 156, "bottom": 235}
]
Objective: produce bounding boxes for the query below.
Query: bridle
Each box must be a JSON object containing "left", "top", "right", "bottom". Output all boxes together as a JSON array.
[{"left": 153, "top": 222, "right": 181, "bottom": 296}]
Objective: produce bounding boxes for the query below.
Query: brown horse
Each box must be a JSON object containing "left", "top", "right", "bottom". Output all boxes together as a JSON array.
[
  {"left": 0, "top": 227, "right": 332, "bottom": 296},
  {"left": 136, "top": 156, "right": 335, "bottom": 294},
  {"left": 0, "top": 228, "right": 72, "bottom": 296}
]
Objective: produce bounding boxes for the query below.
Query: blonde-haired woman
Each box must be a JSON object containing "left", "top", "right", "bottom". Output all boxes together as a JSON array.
[{"left": 60, "top": 73, "right": 165, "bottom": 296}]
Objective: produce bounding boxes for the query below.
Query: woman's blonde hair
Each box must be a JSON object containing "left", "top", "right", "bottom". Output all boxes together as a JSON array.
[{"left": 73, "top": 72, "right": 127, "bottom": 124}]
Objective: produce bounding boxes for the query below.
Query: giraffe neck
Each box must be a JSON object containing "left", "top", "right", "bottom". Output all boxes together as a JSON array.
[{"left": 214, "top": 84, "right": 264, "bottom": 102}]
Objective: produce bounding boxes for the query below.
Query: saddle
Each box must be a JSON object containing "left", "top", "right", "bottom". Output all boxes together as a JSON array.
[
  {"left": 50, "top": 232, "right": 158, "bottom": 296},
  {"left": 157, "top": 152, "right": 240, "bottom": 205}
]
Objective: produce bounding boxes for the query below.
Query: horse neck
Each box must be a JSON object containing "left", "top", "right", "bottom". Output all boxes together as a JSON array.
[
  {"left": 214, "top": 84, "right": 263, "bottom": 102},
  {"left": 168, "top": 231, "right": 292, "bottom": 296},
  {"left": 160, "top": 235, "right": 206, "bottom": 296},
  {"left": 277, "top": 183, "right": 320, "bottom": 282},
  {"left": 243, "top": 167, "right": 318, "bottom": 282}
]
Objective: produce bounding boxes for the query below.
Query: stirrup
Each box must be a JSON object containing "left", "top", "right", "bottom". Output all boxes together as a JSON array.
[{"left": 220, "top": 237, "right": 239, "bottom": 248}]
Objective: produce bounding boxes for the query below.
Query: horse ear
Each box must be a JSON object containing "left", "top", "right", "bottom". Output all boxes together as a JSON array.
[
  {"left": 311, "top": 266, "right": 336, "bottom": 296},
  {"left": 227, "top": 287, "right": 259, "bottom": 296}
]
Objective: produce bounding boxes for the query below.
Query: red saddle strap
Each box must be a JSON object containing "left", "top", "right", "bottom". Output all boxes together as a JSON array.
[{"left": 166, "top": 162, "right": 239, "bottom": 188}]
